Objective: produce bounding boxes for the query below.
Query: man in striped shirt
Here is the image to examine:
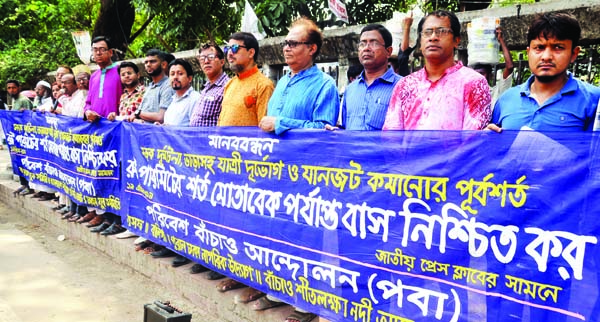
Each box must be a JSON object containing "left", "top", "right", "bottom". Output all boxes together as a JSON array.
[{"left": 338, "top": 24, "right": 401, "bottom": 130}]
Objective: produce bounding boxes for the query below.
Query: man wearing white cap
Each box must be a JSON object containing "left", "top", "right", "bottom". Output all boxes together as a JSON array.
[{"left": 33, "top": 80, "right": 53, "bottom": 111}]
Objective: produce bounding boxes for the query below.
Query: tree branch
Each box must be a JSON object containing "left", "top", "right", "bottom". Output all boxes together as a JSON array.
[{"left": 129, "top": 14, "right": 155, "bottom": 43}]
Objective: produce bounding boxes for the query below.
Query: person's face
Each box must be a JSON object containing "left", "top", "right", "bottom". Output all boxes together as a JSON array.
[
  {"left": 52, "top": 85, "right": 62, "bottom": 99},
  {"left": 144, "top": 55, "right": 165, "bottom": 77},
  {"left": 527, "top": 36, "right": 579, "bottom": 83},
  {"left": 61, "top": 75, "right": 78, "bottom": 96},
  {"left": 35, "top": 85, "right": 46, "bottom": 98},
  {"left": 283, "top": 26, "right": 316, "bottom": 73},
  {"left": 198, "top": 47, "right": 225, "bottom": 81},
  {"left": 6, "top": 83, "right": 19, "bottom": 97},
  {"left": 56, "top": 67, "right": 69, "bottom": 85},
  {"left": 226, "top": 39, "right": 253, "bottom": 74},
  {"left": 119, "top": 67, "right": 139, "bottom": 88},
  {"left": 419, "top": 16, "right": 459, "bottom": 65},
  {"left": 76, "top": 73, "right": 89, "bottom": 90},
  {"left": 92, "top": 40, "right": 113, "bottom": 66},
  {"left": 169, "top": 64, "right": 192, "bottom": 91},
  {"left": 358, "top": 30, "right": 392, "bottom": 71}
]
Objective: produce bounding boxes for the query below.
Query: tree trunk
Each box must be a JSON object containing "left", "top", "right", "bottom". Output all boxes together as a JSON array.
[{"left": 93, "top": 0, "right": 136, "bottom": 61}]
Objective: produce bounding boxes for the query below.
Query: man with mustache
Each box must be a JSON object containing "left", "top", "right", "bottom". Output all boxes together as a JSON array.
[
  {"left": 162, "top": 59, "right": 200, "bottom": 126},
  {"left": 383, "top": 10, "right": 491, "bottom": 130},
  {"left": 489, "top": 13, "right": 600, "bottom": 131}
]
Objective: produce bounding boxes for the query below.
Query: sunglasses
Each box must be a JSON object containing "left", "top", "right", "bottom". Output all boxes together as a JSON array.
[{"left": 224, "top": 44, "right": 247, "bottom": 55}]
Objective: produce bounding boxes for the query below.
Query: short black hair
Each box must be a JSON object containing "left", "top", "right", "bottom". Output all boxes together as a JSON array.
[
  {"left": 6, "top": 79, "right": 20, "bottom": 87},
  {"left": 418, "top": 10, "right": 461, "bottom": 39},
  {"left": 527, "top": 12, "right": 581, "bottom": 49},
  {"left": 91, "top": 36, "right": 113, "bottom": 49},
  {"left": 119, "top": 61, "right": 139, "bottom": 74},
  {"left": 201, "top": 42, "right": 225, "bottom": 60},
  {"left": 229, "top": 32, "right": 259, "bottom": 60},
  {"left": 347, "top": 65, "right": 364, "bottom": 80},
  {"left": 361, "top": 24, "right": 393, "bottom": 48},
  {"left": 146, "top": 49, "right": 169, "bottom": 62},
  {"left": 169, "top": 59, "right": 194, "bottom": 77}
]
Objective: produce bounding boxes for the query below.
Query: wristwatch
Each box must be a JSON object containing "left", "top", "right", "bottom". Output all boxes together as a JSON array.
[{"left": 134, "top": 108, "right": 142, "bottom": 119}]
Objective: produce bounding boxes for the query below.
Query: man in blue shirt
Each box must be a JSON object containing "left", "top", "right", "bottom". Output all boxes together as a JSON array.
[
  {"left": 258, "top": 17, "right": 339, "bottom": 135},
  {"left": 490, "top": 13, "right": 600, "bottom": 132},
  {"left": 338, "top": 24, "right": 401, "bottom": 130}
]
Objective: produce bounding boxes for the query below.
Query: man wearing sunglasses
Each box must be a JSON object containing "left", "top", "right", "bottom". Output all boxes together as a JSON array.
[
  {"left": 383, "top": 10, "right": 491, "bottom": 130},
  {"left": 189, "top": 43, "right": 229, "bottom": 127},
  {"left": 218, "top": 32, "right": 274, "bottom": 127},
  {"left": 258, "top": 17, "right": 339, "bottom": 135}
]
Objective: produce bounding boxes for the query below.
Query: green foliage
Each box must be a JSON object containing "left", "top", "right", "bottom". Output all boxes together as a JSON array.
[
  {"left": 250, "top": 0, "right": 418, "bottom": 37},
  {"left": 0, "top": 0, "right": 99, "bottom": 89}
]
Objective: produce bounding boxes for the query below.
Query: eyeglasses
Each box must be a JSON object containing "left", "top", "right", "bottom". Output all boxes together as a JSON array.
[
  {"left": 92, "top": 47, "right": 109, "bottom": 54},
  {"left": 282, "top": 40, "right": 311, "bottom": 49},
  {"left": 358, "top": 41, "right": 385, "bottom": 50},
  {"left": 420, "top": 27, "right": 453, "bottom": 38},
  {"left": 224, "top": 44, "right": 247, "bottom": 55},
  {"left": 197, "top": 54, "right": 217, "bottom": 62}
]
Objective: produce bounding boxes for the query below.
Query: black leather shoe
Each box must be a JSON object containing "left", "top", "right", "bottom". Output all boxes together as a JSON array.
[
  {"left": 172, "top": 255, "right": 191, "bottom": 267},
  {"left": 206, "top": 270, "right": 226, "bottom": 280},
  {"left": 190, "top": 263, "right": 209, "bottom": 274},
  {"left": 90, "top": 222, "right": 111, "bottom": 233},
  {"left": 101, "top": 224, "right": 125, "bottom": 236},
  {"left": 151, "top": 248, "right": 175, "bottom": 258}
]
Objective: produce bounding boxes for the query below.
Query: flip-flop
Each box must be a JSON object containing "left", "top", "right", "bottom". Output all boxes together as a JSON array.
[
  {"left": 251, "top": 296, "right": 286, "bottom": 311},
  {"left": 216, "top": 278, "right": 246, "bottom": 292},
  {"left": 285, "top": 311, "right": 317, "bottom": 322},
  {"left": 234, "top": 287, "right": 265, "bottom": 303}
]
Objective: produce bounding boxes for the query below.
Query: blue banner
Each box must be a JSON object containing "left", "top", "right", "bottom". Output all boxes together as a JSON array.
[
  {"left": 2, "top": 109, "right": 600, "bottom": 322},
  {"left": 0, "top": 110, "right": 121, "bottom": 212}
]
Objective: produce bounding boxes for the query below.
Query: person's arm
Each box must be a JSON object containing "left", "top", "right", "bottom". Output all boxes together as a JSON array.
[
  {"left": 274, "top": 81, "right": 339, "bottom": 135},
  {"left": 463, "top": 77, "right": 492, "bottom": 130},
  {"left": 401, "top": 15, "right": 414, "bottom": 52},
  {"left": 497, "top": 27, "right": 514, "bottom": 80}
]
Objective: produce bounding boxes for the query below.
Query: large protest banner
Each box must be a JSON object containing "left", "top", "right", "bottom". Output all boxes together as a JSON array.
[
  {"left": 0, "top": 110, "right": 121, "bottom": 212},
  {"left": 120, "top": 123, "right": 600, "bottom": 322},
  {"left": 2, "top": 109, "right": 600, "bottom": 321}
]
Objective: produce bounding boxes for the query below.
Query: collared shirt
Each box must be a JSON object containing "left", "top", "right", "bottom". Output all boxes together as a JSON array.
[
  {"left": 84, "top": 62, "right": 122, "bottom": 117},
  {"left": 268, "top": 65, "right": 339, "bottom": 135},
  {"left": 219, "top": 66, "right": 274, "bottom": 127},
  {"left": 492, "top": 73, "right": 600, "bottom": 131},
  {"left": 139, "top": 75, "right": 174, "bottom": 113},
  {"left": 383, "top": 61, "right": 491, "bottom": 130},
  {"left": 163, "top": 87, "right": 201, "bottom": 127},
  {"left": 190, "top": 73, "right": 230, "bottom": 127},
  {"left": 342, "top": 67, "right": 401, "bottom": 130},
  {"left": 119, "top": 84, "right": 146, "bottom": 116},
  {"left": 62, "top": 90, "right": 87, "bottom": 118}
]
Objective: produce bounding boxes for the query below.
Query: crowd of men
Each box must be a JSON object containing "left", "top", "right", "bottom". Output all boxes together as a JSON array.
[{"left": 4, "top": 10, "right": 600, "bottom": 322}]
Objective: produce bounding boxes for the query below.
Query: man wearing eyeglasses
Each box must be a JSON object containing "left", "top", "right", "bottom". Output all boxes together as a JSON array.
[
  {"left": 218, "top": 32, "right": 274, "bottom": 126},
  {"left": 258, "top": 17, "right": 339, "bottom": 135},
  {"left": 189, "top": 43, "right": 230, "bottom": 127},
  {"left": 334, "top": 24, "right": 401, "bottom": 131},
  {"left": 83, "top": 36, "right": 121, "bottom": 123},
  {"left": 383, "top": 10, "right": 491, "bottom": 130},
  {"left": 128, "top": 49, "right": 175, "bottom": 124}
]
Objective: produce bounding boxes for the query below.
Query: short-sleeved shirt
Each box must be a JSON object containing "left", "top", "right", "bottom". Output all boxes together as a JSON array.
[
  {"left": 383, "top": 61, "right": 491, "bottom": 130},
  {"left": 84, "top": 62, "right": 122, "bottom": 117},
  {"left": 219, "top": 66, "right": 274, "bottom": 126},
  {"left": 267, "top": 65, "right": 339, "bottom": 135},
  {"left": 492, "top": 73, "right": 600, "bottom": 131},
  {"left": 119, "top": 84, "right": 146, "bottom": 116},
  {"left": 139, "top": 75, "right": 173, "bottom": 113},
  {"left": 190, "top": 73, "right": 230, "bottom": 127},
  {"left": 342, "top": 67, "right": 401, "bottom": 130},
  {"left": 163, "top": 87, "right": 201, "bottom": 127}
]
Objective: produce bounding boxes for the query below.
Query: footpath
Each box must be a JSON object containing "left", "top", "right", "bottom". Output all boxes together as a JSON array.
[{"left": 0, "top": 148, "right": 296, "bottom": 322}]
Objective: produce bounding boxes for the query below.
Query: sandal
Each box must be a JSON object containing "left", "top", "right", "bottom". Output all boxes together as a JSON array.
[
  {"left": 143, "top": 245, "right": 161, "bottom": 255},
  {"left": 234, "top": 287, "right": 265, "bottom": 304},
  {"left": 206, "top": 270, "right": 226, "bottom": 280},
  {"left": 251, "top": 296, "right": 286, "bottom": 311},
  {"left": 285, "top": 311, "right": 317, "bottom": 322},
  {"left": 135, "top": 240, "right": 152, "bottom": 251},
  {"left": 216, "top": 278, "right": 246, "bottom": 292}
]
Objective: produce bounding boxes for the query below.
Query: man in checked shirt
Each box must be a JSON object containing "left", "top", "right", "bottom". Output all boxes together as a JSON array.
[{"left": 189, "top": 43, "right": 230, "bottom": 127}]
